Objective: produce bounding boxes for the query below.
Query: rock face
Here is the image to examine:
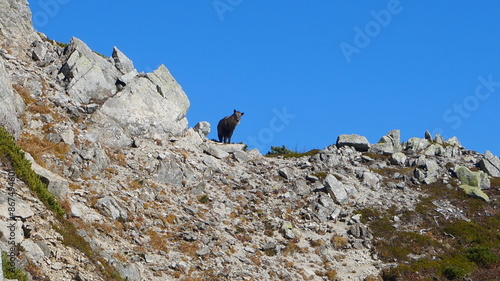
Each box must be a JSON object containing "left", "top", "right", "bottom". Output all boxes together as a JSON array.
[
  {"left": 0, "top": 0, "right": 38, "bottom": 59},
  {"left": 88, "top": 64, "right": 189, "bottom": 148},
  {"left": 0, "top": 57, "right": 25, "bottom": 138}
]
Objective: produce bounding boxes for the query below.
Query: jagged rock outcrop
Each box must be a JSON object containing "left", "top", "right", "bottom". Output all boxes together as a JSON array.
[
  {"left": 0, "top": 57, "right": 25, "bottom": 138},
  {"left": 59, "top": 37, "right": 122, "bottom": 104},
  {"left": 479, "top": 150, "right": 500, "bottom": 177},
  {"left": 0, "top": 0, "right": 39, "bottom": 59}
]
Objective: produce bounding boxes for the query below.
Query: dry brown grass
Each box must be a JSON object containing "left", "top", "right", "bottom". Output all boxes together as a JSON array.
[
  {"left": 129, "top": 179, "right": 143, "bottom": 190},
  {"left": 148, "top": 229, "right": 169, "bottom": 253},
  {"left": 178, "top": 241, "right": 199, "bottom": 257},
  {"left": 17, "top": 133, "right": 70, "bottom": 164},
  {"left": 163, "top": 214, "right": 177, "bottom": 225},
  {"left": 13, "top": 84, "right": 36, "bottom": 105},
  {"left": 113, "top": 252, "right": 128, "bottom": 263},
  {"left": 331, "top": 234, "right": 348, "bottom": 249}
]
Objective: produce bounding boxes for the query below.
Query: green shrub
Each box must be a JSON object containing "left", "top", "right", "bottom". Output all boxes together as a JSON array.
[
  {"left": 266, "top": 145, "right": 320, "bottom": 158},
  {"left": 0, "top": 127, "right": 65, "bottom": 216},
  {"left": 465, "top": 246, "right": 499, "bottom": 266},
  {"left": 2, "top": 252, "right": 28, "bottom": 281},
  {"left": 267, "top": 145, "right": 295, "bottom": 155},
  {"left": 443, "top": 265, "right": 468, "bottom": 280}
]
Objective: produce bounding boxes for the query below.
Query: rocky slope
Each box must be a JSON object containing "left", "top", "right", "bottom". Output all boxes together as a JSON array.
[{"left": 0, "top": 1, "right": 499, "bottom": 280}]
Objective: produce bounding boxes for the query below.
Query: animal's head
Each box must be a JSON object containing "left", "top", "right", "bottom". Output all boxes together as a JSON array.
[{"left": 233, "top": 109, "right": 244, "bottom": 122}]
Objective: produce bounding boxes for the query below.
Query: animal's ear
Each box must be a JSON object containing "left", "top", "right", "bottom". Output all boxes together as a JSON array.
[
  {"left": 241, "top": 112, "right": 244, "bottom": 116},
  {"left": 234, "top": 109, "right": 237, "bottom": 114}
]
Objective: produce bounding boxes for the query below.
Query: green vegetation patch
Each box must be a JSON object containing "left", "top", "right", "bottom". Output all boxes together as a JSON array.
[
  {"left": 0, "top": 127, "right": 65, "bottom": 216},
  {"left": 266, "top": 145, "right": 320, "bottom": 158},
  {"left": 2, "top": 251, "right": 28, "bottom": 281},
  {"left": 367, "top": 180, "right": 500, "bottom": 280}
]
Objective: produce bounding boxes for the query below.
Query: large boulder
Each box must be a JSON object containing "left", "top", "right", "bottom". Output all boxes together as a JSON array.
[
  {"left": 336, "top": 134, "right": 370, "bottom": 152},
  {"left": 324, "top": 174, "right": 349, "bottom": 205},
  {"left": 455, "top": 166, "right": 490, "bottom": 202},
  {"left": 90, "top": 65, "right": 190, "bottom": 148},
  {"left": 369, "top": 129, "right": 402, "bottom": 155},
  {"left": 0, "top": 57, "right": 25, "bottom": 138},
  {"left": 479, "top": 150, "right": 500, "bottom": 177},
  {"left": 60, "top": 37, "right": 121, "bottom": 104},
  {"left": 25, "top": 153, "right": 69, "bottom": 197}
]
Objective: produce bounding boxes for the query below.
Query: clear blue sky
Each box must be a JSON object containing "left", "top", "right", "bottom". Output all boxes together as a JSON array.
[{"left": 29, "top": 1, "right": 500, "bottom": 156}]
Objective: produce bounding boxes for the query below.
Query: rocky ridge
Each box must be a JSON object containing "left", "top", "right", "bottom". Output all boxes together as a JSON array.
[{"left": 0, "top": 1, "right": 499, "bottom": 280}]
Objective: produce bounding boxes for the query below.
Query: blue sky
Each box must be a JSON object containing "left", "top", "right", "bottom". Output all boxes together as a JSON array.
[{"left": 29, "top": 1, "right": 500, "bottom": 156}]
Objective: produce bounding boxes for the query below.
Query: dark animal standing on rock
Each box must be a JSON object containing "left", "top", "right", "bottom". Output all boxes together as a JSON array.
[{"left": 217, "top": 109, "right": 244, "bottom": 144}]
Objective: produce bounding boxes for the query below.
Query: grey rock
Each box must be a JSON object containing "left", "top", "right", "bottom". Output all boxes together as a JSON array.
[
  {"left": 414, "top": 168, "right": 426, "bottom": 182},
  {"left": 202, "top": 155, "right": 222, "bottom": 173},
  {"left": 25, "top": 153, "right": 69, "bottom": 197},
  {"left": 202, "top": 143, "right": 229, "bottom": 159},
  {"left": 46, "top": 132, "right": 62, "bottom": 143},
  {"left": 434, "top": 133, "right": 444, "bottom": 144},
  {"left": 246, "top": 148, "right": 262, "bottom": 159},
  {"left": 479, "top": 150, "right": 500, "bottom": 177},
  {"left": 324, "top": 174, "right": 348, "bottom": 205},
  {"left": 196, "top": 247, "right": 211, "bottom": 256},
  {"left": 369, "top": 130, "right": 402, "bottom": 155},
  {"left": 32, "top": 40, "right": 47, "bottom": 61},
  {"left": 0, "top": 191, "right": 34, "bottom": 219},
  {"left": 306, "top": 174, "right": 319, "bottom": 182},
  {"left": 193, "top": 121, "right": 211, "bottom": 137},
  {"left": 0, "top": 0, "right": 37, "bottom": 59},
  {"left": 0, "top": 220, "right": 23, "bottom": 244},
  {"left": 61, "top": 37, "right": 120, "bottom": 104},
  {"left": 349, "top": 223, "right": 371, "bottom": 239},
  {"left": 445, "top": 136, "right": 462, "bottom": 147},
  {"left": 70, "top": 201, "right": 102, "bottom": 221},
  {"left": 112, "top": 46, "right": 135, "bottom": 74},
  {"left": 261, "top": 242, "right": 277, "bottom": 251},
  {"left": 21, "top": 239, "right": 45, "bottom": 260},
  {"left": 455, "top": 166, "right": 490, "bottom": 189},
  {"left": 293, "top": 179, "right": 310, "bottom": 196},
  {"left": 114, "top": 263, "right": 141, "bottom": 281},
  {"left": 406, "top": 137, "right": 431, "bottom": 152},
  {"left": 232, "top": 151, "right": 251, "bottom": 163},
  {"left": 424, "top": 130, "right": 433, "bottom": 141},
  {"left": 278, "top": 168, "right": 292, "bottom": 180},
  {"left": 424, "top": 159, "right": 439, "bottom": 175},
  {"left": 424, "top": 143, "right": 443, "bottom": 156},
  {"left": 389, "top": 152, "right": 407, "bottom": 166},
  {"left": 96, "top": 196, "right": 128, "bottom": 220},
  {"left": 0, "top": 57, "right": 25, "bottom": 138},
  {"left": 156, "top": 160, "right": 184, "bottom": 186},
  {"left": 336, "top": 134, "right": 370, "bottom": 152},
  {"left": 60, "top": 129, "right": 75, "bottom": 145},
  {"left": 91, "top": 65, "right": 190, "bottom": 148}
]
